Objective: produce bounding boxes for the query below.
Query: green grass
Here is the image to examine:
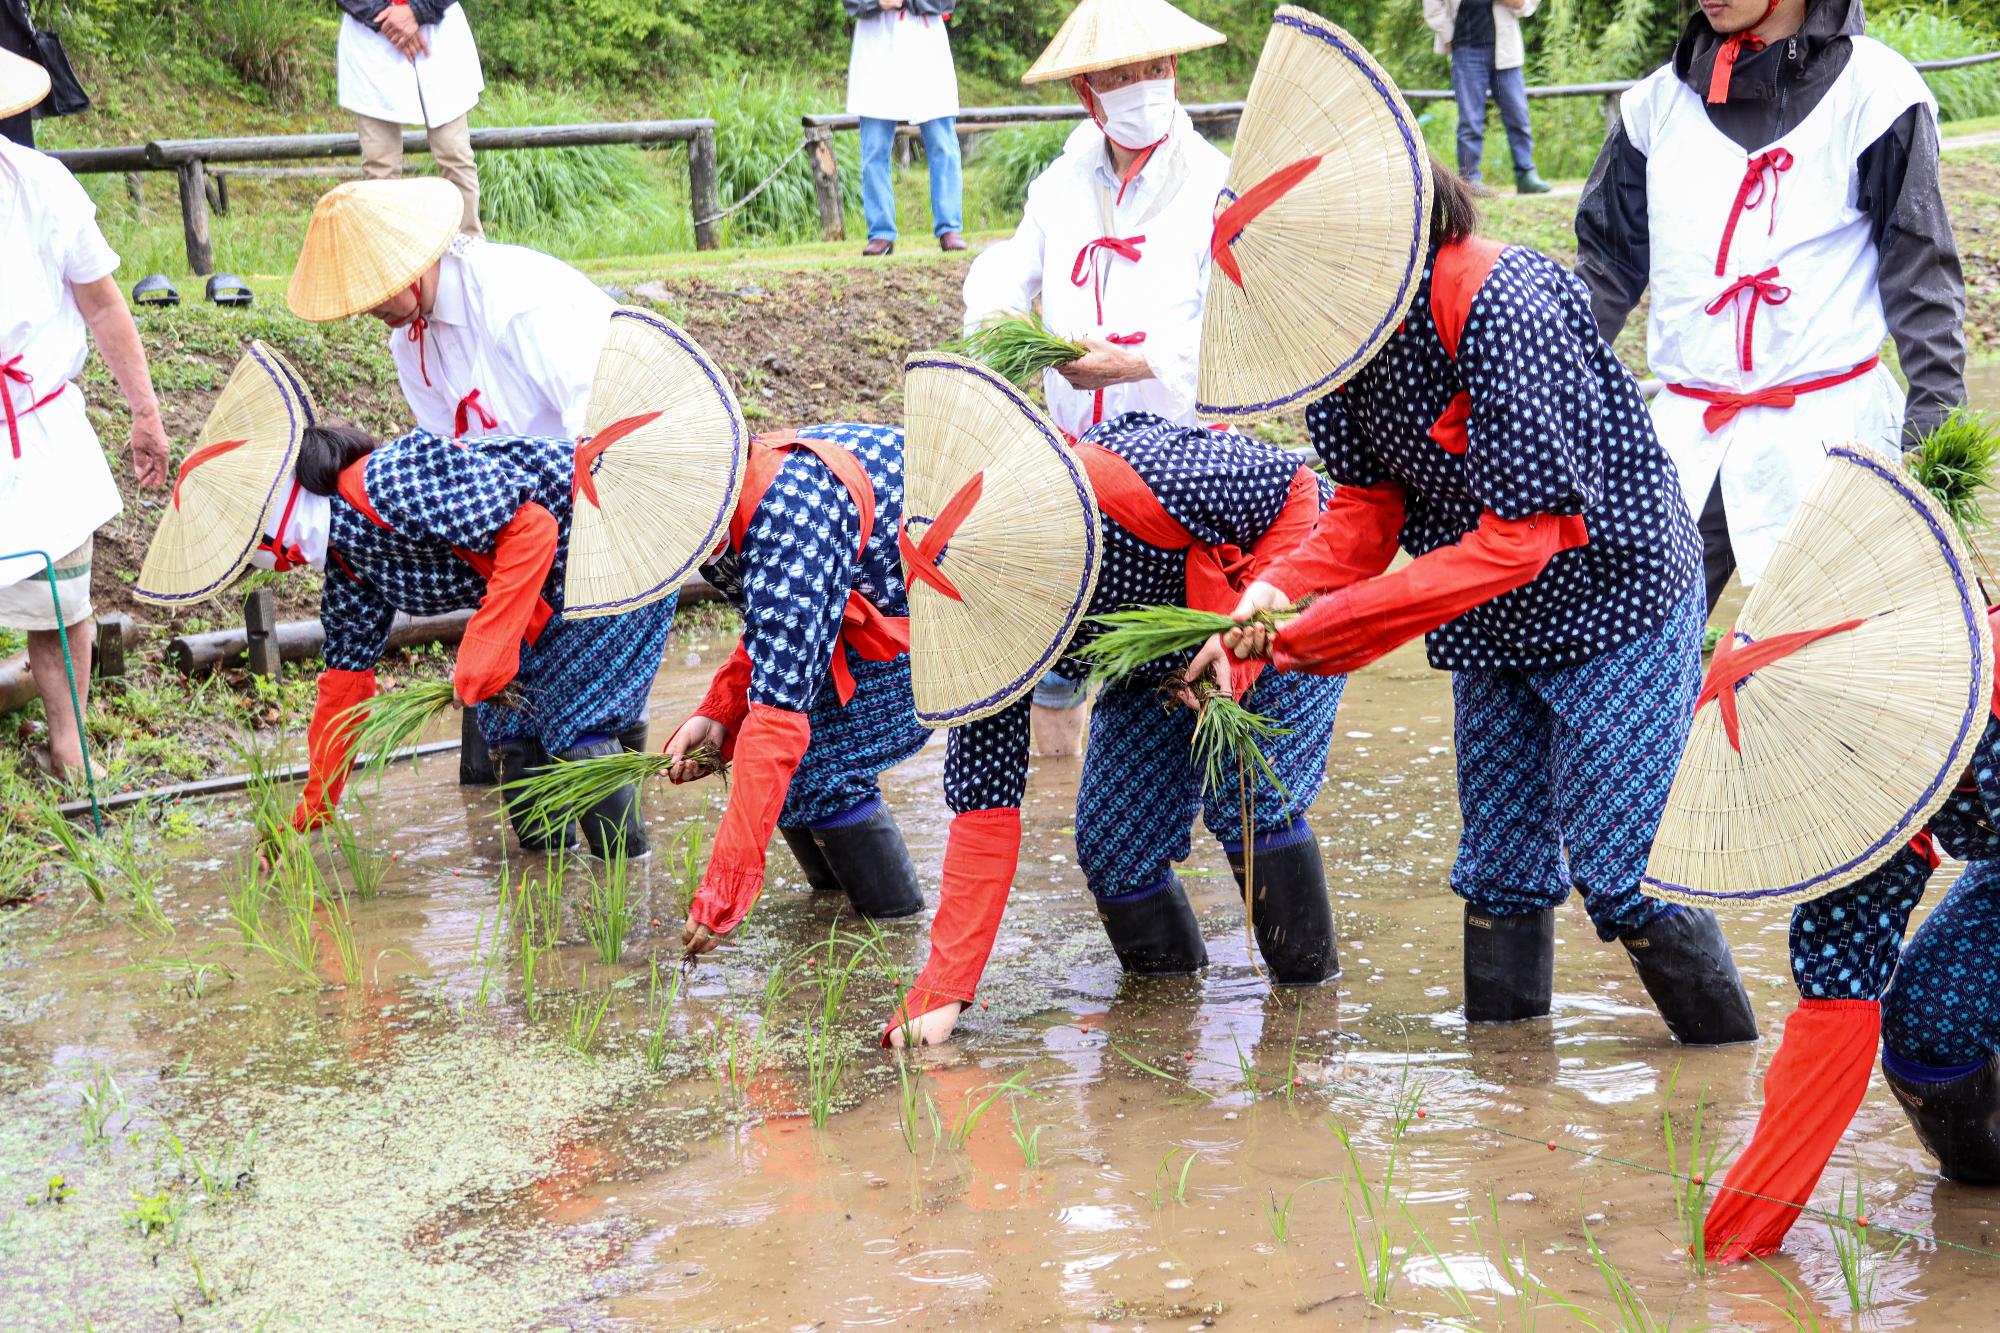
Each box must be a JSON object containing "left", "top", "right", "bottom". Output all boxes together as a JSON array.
[{"left": 1874, "top": 6, "right": 2000, "bottom": 123}]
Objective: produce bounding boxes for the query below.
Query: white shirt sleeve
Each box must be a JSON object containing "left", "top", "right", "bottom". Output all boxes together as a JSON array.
[
  {"left": 502, "top": 308, "right": 604, "bottom": 440},
  {"left": 962, "top": 204, "right": 1048, "bottom": 333},
  {"left": 1423, "top": 0, "right": 1455, "bottom": 42},
  {"left": 52, "top": 172, "right": 119, "bottom": 287}
]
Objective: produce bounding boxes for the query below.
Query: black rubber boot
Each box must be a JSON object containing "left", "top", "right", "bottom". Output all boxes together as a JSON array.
[
  {"left": 1884, "top": 1053, "right": 2000, "bottom": 1184},
  {"left": 1463, "top": 903, "right": 1556, "bottom": 1023},
  {"left": 1619, "top": 907, "right": 1758, "bottom": 1045},
  {"left": 494, "top": 739, "right": 578, "bottom": 852},
  {"left": 778, "top": 826, "right": 845, "bottom": 894},
  {"left": 459, "top": 707, "right": 498, "bottom": 786},
  {"left": 796, "top": 801, "right": 923, "bottom": 919},
  {"left": 1226, "top": 834, "right": 1338, "bottom": 985},
  {"left": 1097, "top": 875, "right": 1209, "bottom": 975},
  {"left": 557, "top": 734, "right": 649, "bottom": 860}
]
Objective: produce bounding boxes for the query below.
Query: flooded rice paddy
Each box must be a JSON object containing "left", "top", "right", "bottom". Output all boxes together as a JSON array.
[{"left": 8, "top": 372, "right": 2000, "bottom": 1330}]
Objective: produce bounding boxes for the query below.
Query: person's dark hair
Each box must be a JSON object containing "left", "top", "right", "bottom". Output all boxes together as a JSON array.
[
  {"left": 1428, "top": 155, "right": 1479, "bottom": 248},
  {"left": 297, "top": 424, "right": 377, "bottom": 496}
]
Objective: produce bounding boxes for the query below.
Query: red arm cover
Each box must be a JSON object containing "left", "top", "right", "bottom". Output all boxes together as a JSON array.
[
  {"left": 1705, "top": 999, "right": 1881, "bottom": 1263},
  {"left": 1270, "top": 511, "right": 1588, "bottom": 676},
  {"left": 881, "top": 808, "right": 1022, "bottom": 1045},
  {"left": 1257, "top": 480, "right": 1407, "bottom": 602},
  {"left": 1225, "top": 468, "right": 1328, "bottom": 698},
  {"left": 454, "top": 502, "right": 559, "bottom": 705},
  {"left": 688, "top": 704, "right": 812, "bottom": 935},
  {"left": 693, "top": 640, "right": 753, "bottom": 737},
  {"left": 290, "top": 668, "right": 378, "bottom": 831}
]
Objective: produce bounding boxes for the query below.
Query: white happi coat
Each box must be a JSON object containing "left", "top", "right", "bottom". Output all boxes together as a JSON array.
[
  {"left": 337, "top": 4, "right": 484, "bottom": 129},
  {"left": 963, "top": 109, "right": 1230, "bottom": 437},
  {"left": 0, "top": 141, "right": 123, "bottom": 591},
  {"left": 846, "top": 9, "right": 959, "bottom": 124},
  {"left": 391, "top": 237, "right": 614, "bottom": 441},
  {"left": 1625, "top": 37, "right": 1934, "bottom": 585}
]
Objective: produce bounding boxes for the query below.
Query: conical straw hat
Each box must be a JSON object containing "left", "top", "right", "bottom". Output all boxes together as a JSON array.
[
  {"left": 286, "top": 178, "right": 462, "bottom": 323},
  {"left": 135, "top": 342, "right": 314, "bottom": 607},
  {"left": 1022, "top": 0, "right": 1225, "bottom": 84},
  {"left": 901, "top": 354, "right": 1103, "bottom": 726},
  {"left": 0, "top": 48, "right": 49, "bottom": 120},
  {"left": 1197, "top": 7, "right": 1432, "bottom": 424},
  {"left": 1643, "top": 445, "right": 1994, "bottom": 909},
  {"left": 562, "top": 307, "right": 748, "bottom": 620}
]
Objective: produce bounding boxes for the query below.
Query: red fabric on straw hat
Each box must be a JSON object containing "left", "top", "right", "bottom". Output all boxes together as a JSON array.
[{"left": 1706, "top": 999, "right": 1881, "bottom": 1262}]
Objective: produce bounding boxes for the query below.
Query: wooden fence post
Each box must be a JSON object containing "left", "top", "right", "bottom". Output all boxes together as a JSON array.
[
  {"left": 688, "top": 124, "right": 720, "bottom": 251},
  {"left": 1602, "top": 92, "right": 1621, "bottom": 136},
  {"left": 174, "top": 157, "right": 215, "bottom": 276},
  {"left": 805, "top": 125, "right": 845, "bottom": 243},
  {"left": 243, "top": 587, "right": 280, "bottom": 679}
]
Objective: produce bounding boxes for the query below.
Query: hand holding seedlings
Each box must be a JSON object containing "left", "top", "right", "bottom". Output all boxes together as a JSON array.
[
  {"left": 681, "top": 915, "right": 722, "bottom": 962},
  {"left": 664, "top": 715, "right": 731, "bottom": 785},
  {"left": 1183, "top": 581, "right": 1293, "bottom": 691}
]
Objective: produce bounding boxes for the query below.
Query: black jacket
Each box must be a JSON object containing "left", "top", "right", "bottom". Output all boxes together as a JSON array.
[
  {"left": 843, "top": 0, "right": 954, "bottom": 18},
  {"left": 1575, "top": 0, "right": 1965, "bottom": 438},
  {"left": 336, "top": 0, "right": 456, "bottom": 29}
]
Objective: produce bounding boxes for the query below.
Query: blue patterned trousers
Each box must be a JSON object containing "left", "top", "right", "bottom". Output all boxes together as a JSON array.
[
  {"left": 1449, "top": 582, "right": 1703, "bottom": 940},
  {"left": 480, "top": 592, "right": 678, "bottom": 755},
  {"left": 1076, "top": 667, "right": 1346, "bottom": 901},
  {"left": 1883, "top": 859, "right": 2000, "bottom": 1070},
  {"left": 778, "top": 651, "right": 932, "bottom": 827}
]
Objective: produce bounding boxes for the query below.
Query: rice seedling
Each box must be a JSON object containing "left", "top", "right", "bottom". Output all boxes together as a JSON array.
[
  {"left": 122, "top": 954, "right": 235, "bottom": 1004},
  {"left": 1183, "top": 678, "right": 1292, "bottom": 802},
  {"left": 318, "top": 882, "right": 362, "bottom": 988},
  {"left": 185, "top": 1246, "right": 219, "bottom": 1307},
  {"left": 801, "top": 926, "right": 875, "bottom": 1127},
  {"left": 502, "top": 752, "right": 671, "bottom": 846},
  {"left": 1150, "top": 1147, "right": 1200, "bottom": 1210},
  {"left": 1570, "top": 1216, "right": 1675, "bottom": 1333},
  {"left": 339, "top": 678, "right": 493, "bottom": 777},
  {"left": 667, "top": 803, "right": 711, "bottom": 915},
  {"left": 519, "top": 936, "right": 545, "bottom": 1022},
  {"left": 563, "top": 966, "right": 613, "bottom": 1059},
  {"left": 227, "top": 838, "right": 321, "bottom": 985},
  {"left": 26, "top": 784, "right": 111, "bottom": 903},
  {"left": 1110, "top": 1042, "right": 1216, "bottom": 1102},
  {"left": 941, "top": 1072, "right": 1032, "bottom": 1152},
  {"left": 320, "top": 805, "right": 387, "bottom": 901},
  {"left": 892, "top": 1046, "right": 931, "bottom": 1156},
  {"left": 1008, "top": 1098, "right": 1046, "bottom": 1168},
  {"left": 1331, "top": 1129, "right": 1404, "bottom": 1306},
  {"left": 98, "top": 819, "right": 173, "bottom": 938},
  {"left": 580, "top": 837, "right": 637, "bottom": 965},
  {"left": 469, "top": 907, "right": 505, "bottom": 1014},
  {"left": 1402, "top": 1198, "right": 1478, "bottom": 1323},
  {"left": 1750, "top": 1257, "right": 1823, "bottom": 1333},
  {"left": 944, "top": 310, "right": 1086, "bottom": 386},
  {"left": 161, "top": 1127, "right": 256, "bottom": 1205},
  {"left": 1659, "top": 1065, "right": 1732, "bottom": 1277},
  {"left": 1266, "top": 1175, "right": 1337, "bottom": 1244},
  {"left": 506, "top": 856, "right": 568, "bottom": 953},
  {"left": 642, "top": 959, "right": 683, "bottom": 1075},
  {"left": 76, "top": 1064, "right": 125, "bottom": 1149},
  {"left": 1827, "top": 1172, "right": 1908, "bottom": 1315},
  {"left": 1910, "top": 406, "right": 2000, "bottom": 539},
  {"left": 1076, "top": 606, "right": 1244, "bottom": 681},
  {"left": 1464, "top": 1191, "right": 1543, "bottom": 1333},
  {"left": 123, "top": 1187, "right": 186, "bottom": 1243}
]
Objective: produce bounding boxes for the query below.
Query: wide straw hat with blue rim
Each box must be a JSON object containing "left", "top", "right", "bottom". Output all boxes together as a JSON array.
[
  {"left": 899, "top": 353, "right": 1102, "bottom": 726},
  {"left": 1198, "top": 6, "right": 1432, "bottom": 424},
  {"left": 1643, "top": 445, "right": 1994, "bottom": 909}
]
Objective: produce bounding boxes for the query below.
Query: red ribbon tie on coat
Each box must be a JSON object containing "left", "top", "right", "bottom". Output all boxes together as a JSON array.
[
  {"left": 1071, "top": 235, "right": 1145, "bottom": 325},
  {"left": 1666, "top": 355, "right": 1880, "bottom": 432},
  {"left": 1706, "top": 267, "right": 1790, "bottom": 373},
  {"left": 1706, "top": 0, "right": 1779, "bottom": 103},
  {"left": 899, "top": 470, "right": 984, "bottom": 603},
  {"left": 573, "top": 411, "right": 664, "bottom": 510},
  {"left": 2, "top": 355, "right": 66, "bottom": 461},
  {"left": 1697, "top": 617, "right": 1868, "bottom": 752},
  {"left": 1715, "top": 148, "right": 1793, "bottom": 275},
  {"left": 1210, "top": 154, "right": 1323, "bottom": 290},
  {"left": 454, "top": 388, "right": 499, "bottom": 437}
]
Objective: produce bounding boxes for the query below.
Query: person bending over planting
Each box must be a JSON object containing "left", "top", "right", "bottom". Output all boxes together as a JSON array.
[
  {"left": 1190, "top": 160, "right": 1757, "bottom": 1047},
  {"left": 885, "top": 355, "right": 1348, "bottom": 1048},
  {"left": 669, "top": 423, "right": 934, "bottom": 950}
]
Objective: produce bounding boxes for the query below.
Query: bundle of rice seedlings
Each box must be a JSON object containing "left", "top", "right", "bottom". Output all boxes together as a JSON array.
[
  {"left": 1909, "top": 406, "right": 2000, "bottom": 540},
  {"left": 337, "top": 678, "right": 459, "bottom": 775},
  {"left": 945, "top": 311, "right": 1086, "bottom": 387},
  {"left": 501, "top": 744, "right": 727, "bottom": 842},
  {"left": 1079, "top": 604, "right": 1296, "bottom": 681}
]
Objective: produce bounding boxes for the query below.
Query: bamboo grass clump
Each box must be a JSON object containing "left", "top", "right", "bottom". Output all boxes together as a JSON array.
[
  {"left": 501, "top": 744, "right": 726, "bottom": 841},
  {"left": 945, "top": 311, "right": 1086, "bottom": 387}
]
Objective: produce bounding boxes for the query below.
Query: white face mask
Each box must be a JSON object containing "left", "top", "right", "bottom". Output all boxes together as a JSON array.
[{"left": 1092, "top": 77, "right": 1177, "bottom": 150}]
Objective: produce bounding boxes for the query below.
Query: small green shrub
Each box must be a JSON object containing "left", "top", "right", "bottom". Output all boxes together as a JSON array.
[
  {"left": 689, "top": 75, "right": 859, "bottom": 243},
  {"left": 1873, "top": 4, "right": 2000, "bottom": 123},
  {"left": 970, "top": 119, "right": 1072, "bottom": 217},
  {"left": 474, "top": 86, "right": 682, "bottom": 255},
  {"left": 197, "top": 0, "right": 326, "bottom": 108}
]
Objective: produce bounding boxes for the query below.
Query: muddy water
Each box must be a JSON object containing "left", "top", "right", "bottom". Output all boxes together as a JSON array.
[{"left": 8, "top": 380, "right": 2000, "bottom": 1329}]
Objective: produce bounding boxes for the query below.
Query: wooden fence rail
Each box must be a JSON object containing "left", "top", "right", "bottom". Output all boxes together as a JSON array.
[
  {"left": 48, "top": 119, "right": 721, "bottom": 276},
  {"left": 799, "top": 49, "right": 2000, "bottom": 241}
]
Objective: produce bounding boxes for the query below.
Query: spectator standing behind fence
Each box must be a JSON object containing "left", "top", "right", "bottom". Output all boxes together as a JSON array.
[
  {"left": 844, "top": 0, "right": 965, "bottom": 255},
  {"left": 1, "top": 50, "right": 168, "bottom": 779},
  {"left": 1425, "top": 0, "right": 1550, "bottom": 194},
  {"left": 335, "top": 0, "right": 484, "bottom": 235}
]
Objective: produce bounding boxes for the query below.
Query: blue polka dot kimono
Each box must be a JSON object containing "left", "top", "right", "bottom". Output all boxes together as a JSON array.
[
  {"left": 1791, "top": 714, "right": 2000, "bottom": 1072},
  {"left": 942, "top": 414, "right": 1347, "bottom": 901},
  {"left": 699, "top": 422, "right": 928, "bottom": 827},
  {"left": 320, "top": 429, "right": 676, "bottom": 755},
  {"left": 1310, "top": 243, "right": 1705, "bottom": 939}
]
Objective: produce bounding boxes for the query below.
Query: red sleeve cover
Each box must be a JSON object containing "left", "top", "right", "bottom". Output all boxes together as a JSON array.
[
  {"left": 688, "top": 704, "right": 812, "bottom": 936},
  {"left": 290, "top": 668, "right": 379, "bottom": 831},
  {"left": 453, "top": 502, "right": 559, "bottom": 706},
  {"left": 693, "top": 639, "right": 754, "bottom": 737},
  {"left": 880, "top": 808, "right": 1022, "bottom": 1045},
  {"left": 1222, "top": 467, "right": 1329, "bottom": 699},
  {"left": 1705, "top": 1000, "right": 1882, "bottom": 1263},
  {"left": 1270, "top": 511, "right": 1588, "bottom": 676},
  {"left": 1257, "top": 480, "right": 1407, "bottom": 603}
]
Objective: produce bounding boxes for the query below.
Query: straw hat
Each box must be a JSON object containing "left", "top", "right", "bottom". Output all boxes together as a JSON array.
[
  {"left": 286, "top": 179, "right": 462, "bottom": 323},
  {"left": 1643, "top": 445, "right": 1994, "bottom": 909},
  {"left": 135, "top": 342, "right": 315, "bottom": 607},
  {"left": 1196, "top": 7, "right": 1431, "bottom": 424},
  {"left": 1022, "top": 0, "right": 1225, "bottom": 84},
  {"left": 0, "top": 48, "right": 49, "bottom": 121},
  {"left": 901, "top": 353, "right": 1103, "bottom": 726},
  {"left": 562, "top": 307, "right": 749, "bottom": 620}
]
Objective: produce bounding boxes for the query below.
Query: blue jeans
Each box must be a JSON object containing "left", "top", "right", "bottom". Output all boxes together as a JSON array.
[
  {"left": 1450, "top": 45, "right": 1536, "bottom": 181},
  {"left": 859, "top": 115, "right": 964, "bottom": 242}
]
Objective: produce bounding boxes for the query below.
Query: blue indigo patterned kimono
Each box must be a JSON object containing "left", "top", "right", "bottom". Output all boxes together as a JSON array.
[{"left": 320, "top": 428, "right": 676, "bottom": 754}]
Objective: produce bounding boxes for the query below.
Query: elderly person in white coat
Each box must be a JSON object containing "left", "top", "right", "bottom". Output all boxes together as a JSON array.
[
  {"left": 962, "top": 0, "right": 1228, "bottom": 753},
  {"left": 287, "top": 177, "right": 616, "bottom": 780},
  {"left": 1424, "top": 0, "right": 1550, "bottom": 193},
  {"left": 0, "top": 51, "right": 168, "bottom": 778},
  {"left": 845, "top": 0, "right": 964, "bottom": 255},
  {"left": 335, "top": 0, "right": 484, "bottom": 234}
]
